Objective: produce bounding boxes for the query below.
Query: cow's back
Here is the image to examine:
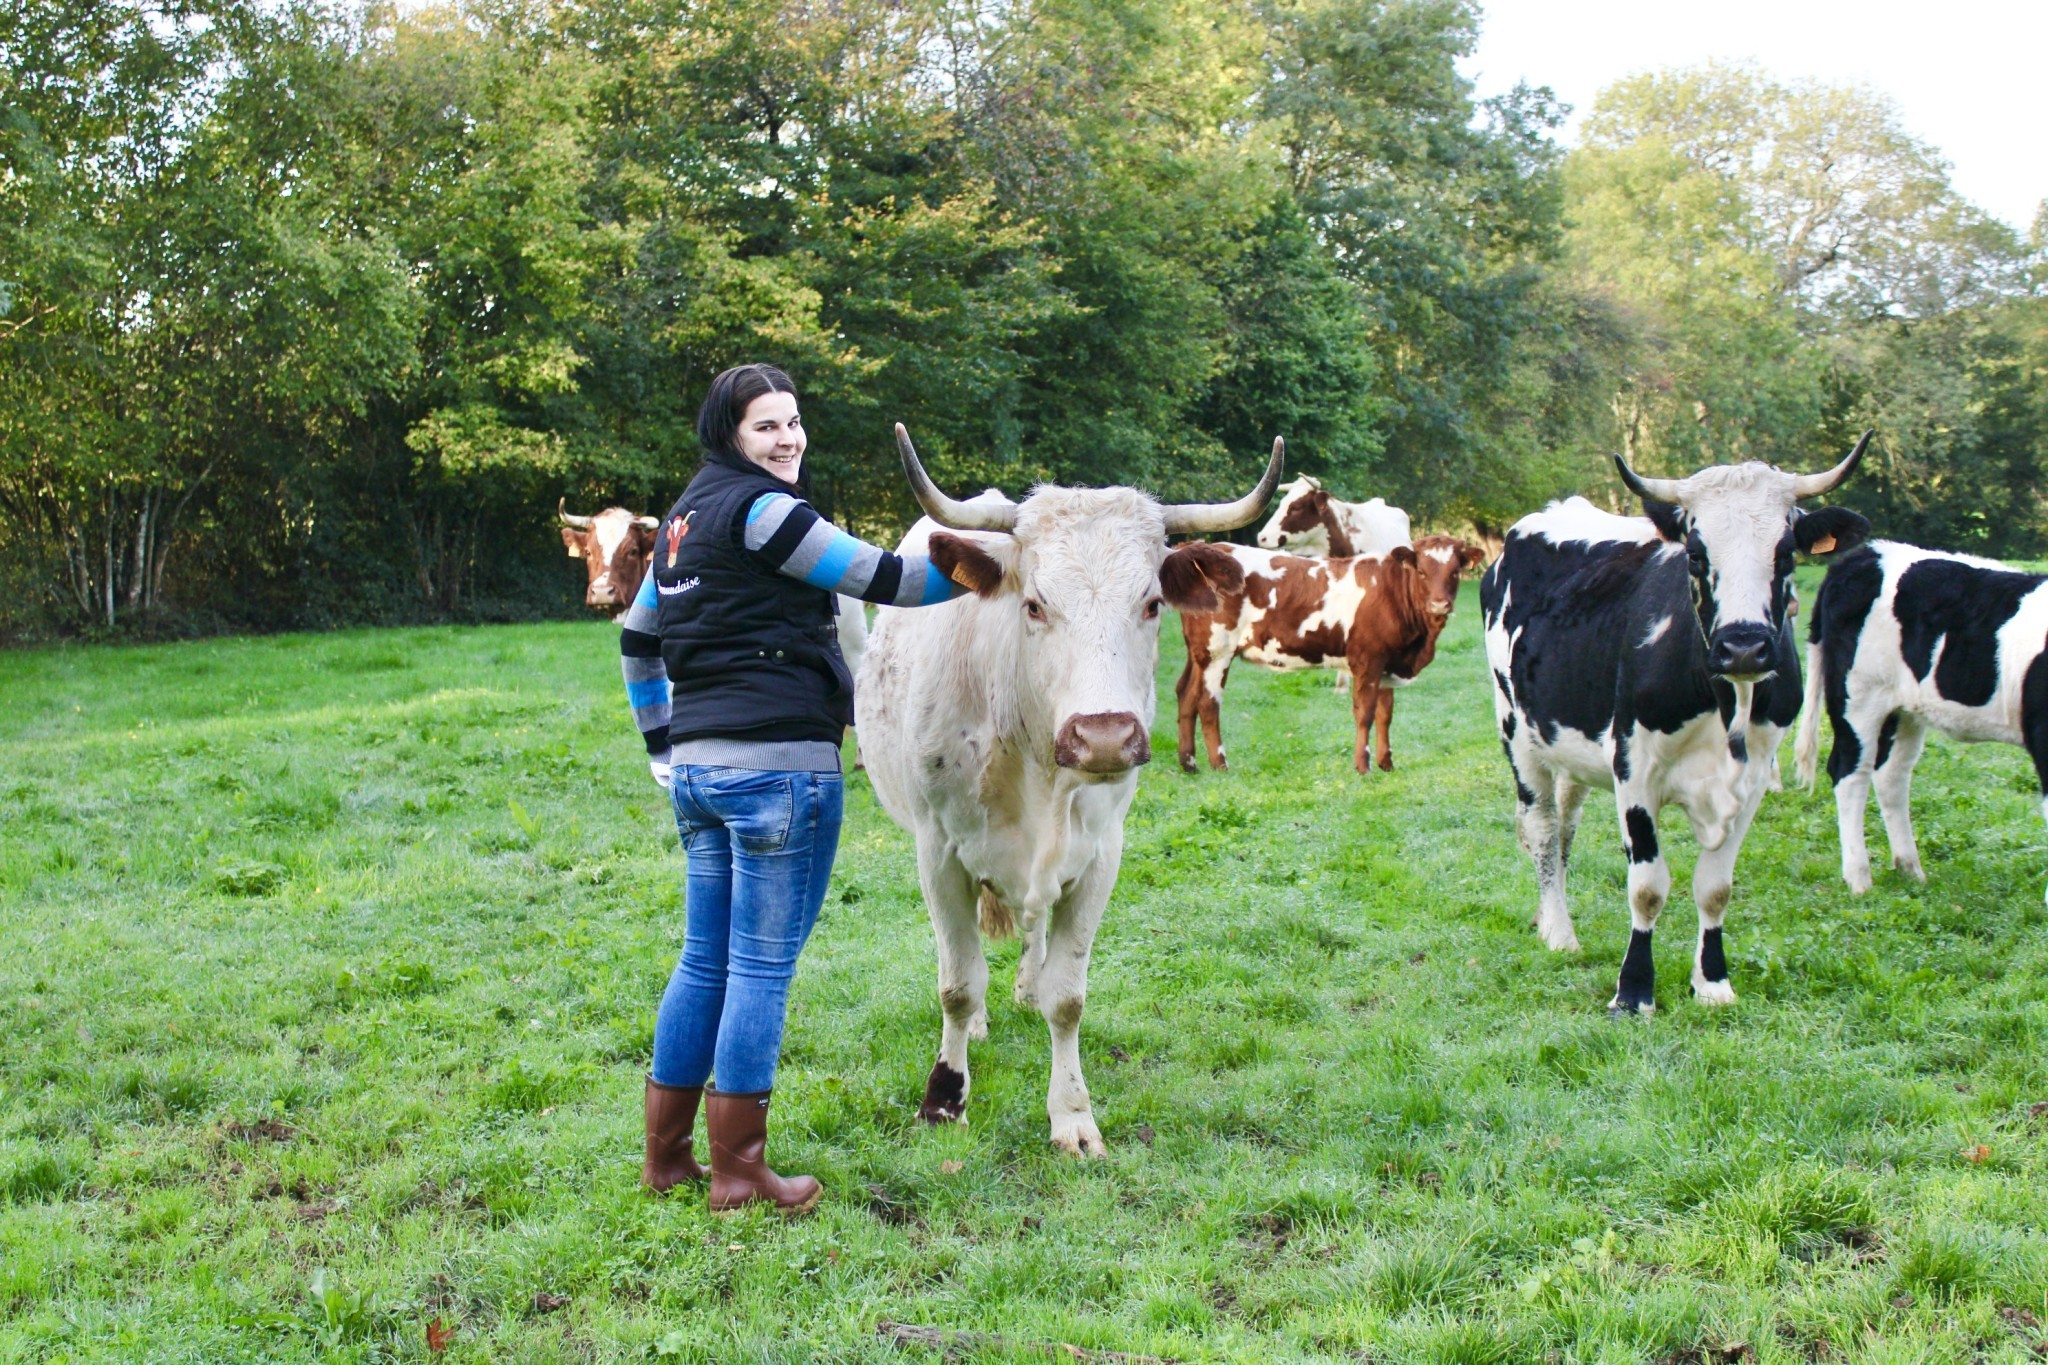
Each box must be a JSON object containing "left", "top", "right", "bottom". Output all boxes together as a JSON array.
[{"left": 1344, "top": 498, "right": 1412, "bottom": 558}]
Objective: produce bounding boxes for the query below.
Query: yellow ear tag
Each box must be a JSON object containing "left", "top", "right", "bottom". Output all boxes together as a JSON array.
[
  {"left": 1808, "top": 533, "right": 1836, "bottom": 555},
  {"left": 948, "top": 563, "right": 977, "bottom": 589}
]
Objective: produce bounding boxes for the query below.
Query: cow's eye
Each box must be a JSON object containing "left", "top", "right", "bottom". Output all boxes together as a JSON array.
[
  {"left": 1024, "top": 599, "right": 1046, "bottom": 621},
  {"left": 1142, "top": 597, "right": 1163, "bottom": 620}
]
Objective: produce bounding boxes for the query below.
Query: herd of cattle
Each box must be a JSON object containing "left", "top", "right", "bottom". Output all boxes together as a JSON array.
[{"left": 561, "top": 428, "right": 2048, "bottom": 1154}]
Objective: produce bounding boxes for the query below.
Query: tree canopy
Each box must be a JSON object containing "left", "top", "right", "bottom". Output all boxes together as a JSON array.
[{"left": 1, "top": 9, "right": 2042, "bottom": 637}]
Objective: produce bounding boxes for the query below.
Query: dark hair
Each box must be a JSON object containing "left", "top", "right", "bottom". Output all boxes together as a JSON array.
[{"left": 696, "top": 364, "right": 798, "bottom": 464}]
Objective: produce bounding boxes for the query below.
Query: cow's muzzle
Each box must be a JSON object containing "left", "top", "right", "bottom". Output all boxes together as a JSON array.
[
  {"left": 1055, "top": 712, "right": 1151, "bottom": 774},
  {"left": 1708, "top": 624, "right": 1776, "bottom": 681}
]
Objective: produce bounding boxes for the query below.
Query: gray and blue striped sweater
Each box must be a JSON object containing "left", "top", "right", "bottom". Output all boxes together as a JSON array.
[{"left": 620, "top": 491, "right": 966, "bottom": 760}]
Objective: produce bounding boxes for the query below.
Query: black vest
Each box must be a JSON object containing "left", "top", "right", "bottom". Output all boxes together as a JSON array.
[{"left": 651, "top": 456, "right": 852, "bottom": 744}]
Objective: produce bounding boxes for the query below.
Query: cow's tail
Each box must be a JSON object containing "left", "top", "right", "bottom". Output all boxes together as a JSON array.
[
  {"left": 1794, "top": 639, "right": 1825, "bottom": 790},
  {"left": 977, "top": 884, "right": 1016, "bottom": 940}
]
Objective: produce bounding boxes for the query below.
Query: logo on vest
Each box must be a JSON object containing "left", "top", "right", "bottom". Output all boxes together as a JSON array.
[
  {"left": 656, "top": 576, "right": 699, "bottom": 597},
  {"left": 665, "top": 511, "right": 694, "bottom": 568}
]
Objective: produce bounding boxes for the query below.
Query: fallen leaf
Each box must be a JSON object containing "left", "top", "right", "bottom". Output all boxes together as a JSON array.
[
  {"left": 532, "top": 1291, "right": 569, "bottom": 1314},
  {"left": 1962, "top": 1144, "right": 1991, "bottom": 1163},
  {"left": 426, "top": 1317, "right": 454, "bottom": 1353},
  {"left": 939, "top": 1160, "right": 964, "bottom": 1175}
]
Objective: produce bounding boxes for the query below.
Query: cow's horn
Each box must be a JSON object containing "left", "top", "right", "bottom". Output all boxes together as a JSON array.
[
  {"left": 634, "top": 515, "right": 659, "bottom": 529},
  {"left": 1161, "top": 438, "right": 1286, "bottom": 536},
  {"left": 557, "top": 498, "right": 594, "bottom": 530},
  {"left": 1791, "top": 429, "right": 1872, "bottom": 498},
  {"left": 1612, "top": 454, "right": 1684, "bottom": 504},
  {"left": 895, "top": 423, "right": 1019, "bottom": 532}
]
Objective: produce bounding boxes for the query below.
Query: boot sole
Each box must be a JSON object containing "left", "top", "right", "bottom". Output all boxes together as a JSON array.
[{"left": 709, "top": 1189, "right": 821, "bottom": 1216}]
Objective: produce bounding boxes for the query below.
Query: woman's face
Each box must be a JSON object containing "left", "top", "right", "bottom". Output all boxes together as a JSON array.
[{"left": 735, "top": 390, "right": 806, "bottom": 483}]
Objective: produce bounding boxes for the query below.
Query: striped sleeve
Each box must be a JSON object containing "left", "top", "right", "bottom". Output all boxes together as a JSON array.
[
  {"left": 619, "top": 570, "right": 672, "bottom": 760},
  {"left": 743, "top": 493, "right": 968, "bottom": 607}
]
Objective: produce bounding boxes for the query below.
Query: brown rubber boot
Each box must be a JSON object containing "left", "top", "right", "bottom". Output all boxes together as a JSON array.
[
  {"left": 705, "top": 1088, "right": 821, "bottom": 1215},
  {"left": 642, "top": 1077, "right": 708, "bottom": 1192}
]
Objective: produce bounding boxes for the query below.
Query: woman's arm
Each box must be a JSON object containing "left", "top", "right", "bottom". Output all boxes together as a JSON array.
[
  {"left": 619, "top": 573, "right": 674, "bottom": 785},
  {"left": 743, "top": 492, "right": 969, "bottom": 606}
]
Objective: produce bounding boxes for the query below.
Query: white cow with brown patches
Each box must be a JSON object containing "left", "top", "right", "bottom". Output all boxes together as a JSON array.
[{"left": 857, "top": 426, "right": 1281, "bottom": 1155}]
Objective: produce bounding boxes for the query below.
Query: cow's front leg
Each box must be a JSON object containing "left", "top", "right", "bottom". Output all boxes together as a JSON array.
[
  {"left": 1686, "top": 749, "right": 1773, "bottom": 1006},
  {"left": 1173, "top": 658, "right": 1202, "bottom": 773},
  {"left": 1872, "top": 715, "right": 1928, "bottom": 883},
  {"left": 916, "top": 845, "right": 984, "bottom": 1124},
  {"left": 1372, "top": 685, "right": 1396, "bottom": 771},
  {"left": 1350, "top": 668, "right": 1384, "bottom": 775},
  {"left": 1039, "top": 840, "right": 1118, "bottom": 1157},
  {"left": 1613, "top": 789, "right": 1668, "bottom": 1014}
]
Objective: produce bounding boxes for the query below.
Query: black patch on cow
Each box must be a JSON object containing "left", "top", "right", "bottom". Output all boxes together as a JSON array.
[
  {"left": 1613, "top": 729, "right": 1631, "bottom": 782},
  {"left": 1893, "top": 558, "right": 2041, "bottom": 707},
  {"left": 1727, "top": 730, "right": 1747, "bottom": 763},
  {"left": 1502, "top": 739, "right": 1536, "bottom": 808},
  {"left": 1493, "top": 669, "right": 1513, "bottom": 701},
  {"left": 2024, "top": 653, "right": 2048, "bottom": 795},
  {"left": 1611, "top": 929, "right": 1656, "bottom": 1015},
  {"left": 1625, "top": 806, "right": 1659, "bottom": 864},
  {"left": 1640, "top": 498, "right": 1686, "bottom": 543},
  {"left": 918, "top": 1062, "right": 967, "bottom": 1124},
  {"left": 1811, "top": 548, "right": 1886, "bottom": 782},
  {"left": 1698, "top": 926, "right": 1728, "bottom": 985},
  {"left": 1501, "top": 711, "right": 1517, "bottom": 742},
  {"left": 1873, "top": 713, "right": 1900, "bottom": 770}
]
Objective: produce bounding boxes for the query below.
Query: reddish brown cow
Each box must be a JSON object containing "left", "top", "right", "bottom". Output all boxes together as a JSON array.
[
  {"left": 559, "top": 500, "right": 660, "bottom": 618},
  {"left": 1176, "top": 533, "right": 1487, "bottom": 774}
]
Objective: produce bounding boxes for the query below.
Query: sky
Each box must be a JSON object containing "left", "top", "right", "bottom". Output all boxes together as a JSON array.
[{"left": 1462, "top": 0, "right": 2048, "bottom": 234}]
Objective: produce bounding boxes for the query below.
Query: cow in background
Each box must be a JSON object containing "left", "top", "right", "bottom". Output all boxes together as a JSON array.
[
  {"left": 1796, "top": 541, "right": 2048, "bottom": 898},
  {"left": 1256, "top": 476, "right": 1412, "bottom": 559},
  {"left": 1176, "top": 534, "right": 1485, "bottom": 775},
  {"left": 1482, "top": 435, "right": 1870, "bottom": 1013},
  {"left": 859, "top": 426, "right": 1279, "bottom": 1155},
  {"left": 560, "top": 500, "right": 660, "bottom": 618}
]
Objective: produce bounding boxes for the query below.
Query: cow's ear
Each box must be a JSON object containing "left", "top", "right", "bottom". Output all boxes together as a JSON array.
[
  {"left": 560, "top": 527, "right": 584, "bottom": 558},
  {"left": 1160, "top": 541, "right": 1243, "bottom": 612},
  {"left": 928, "top": 532, "right": 1012, "bottom": 597},
  {"left": 1641, "top": 498, "right": 1686, "bottom": 542},
  {"left": 629, "top": 521, "right": 658, "bottom": 548},
  {"left": 1795, "top": 506, "right": 1870, "bottom": 558},
  {"left": 1388, "top": 545, "right": 1418, "bottom": 568},
  {"left": 1459, "top": 542, "right": 1489, "bottom": 569}
]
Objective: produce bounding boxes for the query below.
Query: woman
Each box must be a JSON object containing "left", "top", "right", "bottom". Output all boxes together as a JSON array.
[{"left": 618, "top": 363, "right": 965, "bottom": 1214}]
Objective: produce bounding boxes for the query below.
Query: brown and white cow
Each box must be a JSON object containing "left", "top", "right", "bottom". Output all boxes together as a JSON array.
[
  {"left": 1256, "top": 476, "right": 1413, "bottom": 559},
  {"left": 1176, "top": 534, "right": 1486, "bottom": 775},
  {"left": 859, "top": 426, "right": 1280, "bottom": 1155},
  {"left": 559, "top": 500, "right": 660, "bottom": 618}
]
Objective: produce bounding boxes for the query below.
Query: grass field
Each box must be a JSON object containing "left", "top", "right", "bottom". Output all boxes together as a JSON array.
[{"left": 5, "top": 578, "right": 2048, "bottom": 1364}]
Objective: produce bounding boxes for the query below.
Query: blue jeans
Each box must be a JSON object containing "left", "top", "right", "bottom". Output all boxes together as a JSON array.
[{"left": 651, "top": 766, "right": 845, "bottom": 1094}]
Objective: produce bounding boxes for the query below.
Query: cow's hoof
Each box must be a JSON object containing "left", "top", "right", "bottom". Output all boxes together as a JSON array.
[
  {"left": 1894, "top": 857, "right": 1927, "bottom": 884},
  {"left": 1376, "top": 756, "right": 1393, "bottom": 772},
  {"left": 1844, "top": 864, "right": 1873, "bottom": 895},
  {"left": 1177, "top": 755, "right": 1197, "bottom": 774},
  {"left": 1607, "top": 992, "right": 1656, "bottom": 1017},
  {"left": 966, "top": 1008, "right": 988, "bottom": 1042},
  {"left": 1050, "top": 1114, "right": 1108, "bottom": 1158},
  {"left": 1691, "top": 977, "right": 1737, "bottom": 1006},
  {"left": 1538, "top": 919, "right": 1581, "bottom": 953},
  {"left": 918, "top": 1062, "right": 968, "bottom": 1125}
]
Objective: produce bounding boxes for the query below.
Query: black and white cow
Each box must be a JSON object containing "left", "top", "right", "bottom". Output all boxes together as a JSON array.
[
  {"left": 1481, "top": 436, "right": 1871, "bottom": 1012},
  {"left": 1795, "top": 541, "right": 2048, "bottom": 897}
]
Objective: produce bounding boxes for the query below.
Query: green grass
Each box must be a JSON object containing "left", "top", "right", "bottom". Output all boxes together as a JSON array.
[{"left": 3, "top": 587, "right": 2048, "bottom": 1363}]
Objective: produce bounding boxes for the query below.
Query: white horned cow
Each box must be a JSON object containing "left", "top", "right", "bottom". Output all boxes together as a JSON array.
[
  {"left": 1796, "top": 540, "right": 2048, "bottom": 898},
  {"left": 858, "top": 425, "right": 1281, "bottom": 1155},
  {"left": 1256, "top": 475, "right": 1412, "bottom": 559},
  {"left": 1481, "top": 436, "right": 1870, "bottom": 1013}
]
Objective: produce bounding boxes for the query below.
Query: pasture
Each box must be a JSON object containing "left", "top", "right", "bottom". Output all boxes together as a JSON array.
[{"left": 4, "top": 581, "right": 2048, "bottom": 1363}]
